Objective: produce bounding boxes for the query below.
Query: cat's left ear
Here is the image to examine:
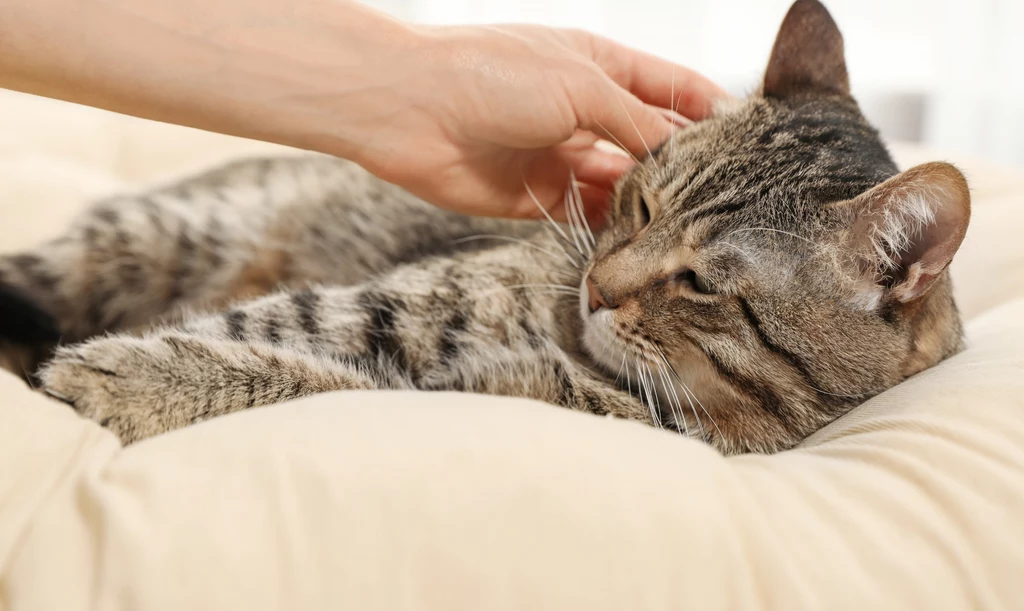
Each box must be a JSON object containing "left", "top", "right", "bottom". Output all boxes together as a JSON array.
[
  {"left": 763, "top": 0, "right": 850, "bottom": 98},
  {"left": 833, "top": 162, "right": 971, "bottom": 303}
]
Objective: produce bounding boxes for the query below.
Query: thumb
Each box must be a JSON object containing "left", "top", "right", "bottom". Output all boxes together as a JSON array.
[{"left": 573, "top": 76, "right": 674, "bottom": 160}]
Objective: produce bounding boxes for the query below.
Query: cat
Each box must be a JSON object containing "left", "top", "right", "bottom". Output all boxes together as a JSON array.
[{"left": 0, "top": 0, "right": 970, "bottom": 454}]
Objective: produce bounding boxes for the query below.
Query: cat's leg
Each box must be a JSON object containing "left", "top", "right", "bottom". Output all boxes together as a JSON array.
[
  {"left": 41, "top": 334, "right": 394, "bottom": 444},
  {"left": 41, "top": 325, "right": 646, "bottom": 444},
  {"left": 40, "top": 244, "right": 651, "bottom": 442},
  {"left": 0, "top": 155, "right": 524, "bottom": 374},
  {"left": 0, "top": 157, "right": 413, "bottom": 342}
]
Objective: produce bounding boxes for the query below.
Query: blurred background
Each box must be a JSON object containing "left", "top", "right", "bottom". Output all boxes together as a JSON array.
[{"left": 367, "top": 0, "right": 1024, "bottom": 170}]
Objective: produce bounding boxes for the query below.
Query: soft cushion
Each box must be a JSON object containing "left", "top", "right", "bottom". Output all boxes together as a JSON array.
[{"left": 1, "top": 90, "right": 1023, "bottom": 610}]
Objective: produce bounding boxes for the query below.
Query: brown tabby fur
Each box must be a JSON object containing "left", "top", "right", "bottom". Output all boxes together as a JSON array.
[{"left": 0, "top": 0, "right": 970, "bottom": 453}]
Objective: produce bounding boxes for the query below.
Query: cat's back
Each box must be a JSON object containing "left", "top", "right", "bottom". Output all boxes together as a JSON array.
[{"left": 146, "top": 153, "right": 543, "bottom": 286}]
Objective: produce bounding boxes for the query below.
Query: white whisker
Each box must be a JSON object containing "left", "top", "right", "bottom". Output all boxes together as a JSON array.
[
  {"left": 656, "top": 347, "right": 721, "bottom": 440},
  {"left": 479, "top": 284, "right": 578, "bottom": 300},
  {"left": 451, "top": 234, "right": 578, "bottom": 268},
  {"left": 614, "top": 96, "right": 652, "bottom": 159},
  {"left": 592, "top": 119, "right": 641, "bottom": 164},
  {"left": 670, "top": 68, "right": 676, "bottom": 157},
  {"left": 504, "top": 283, "right": 579, "bottom": 292},
  {"left": 645, "top": 362, "right": 658, "bottom": 418},
  {"left": 569, "top": 170, "right": 596, "bottom": 248},
  {"left": 624, "top": 358, "right": 632, "bottom": 400},
  {"left": 653, "top": 360, "right": 682, "bottom": 431},
  {"left": 613, "top": 351, "right": 627, "bottom": 386},
  {"left": 636, "top": 361, "right": 662, "bottom": 428},
  {"left": 725, "top": 227, "right": 819, "bottom": 248},
  {"left": 541, "top": 226, "right": 585, "bottom": 267},
  {"left": 522, "top": 175, "right": 573, "bottom": 244},
  {"left": 563, "top": 190, "right": 586, "bottom": 257}
]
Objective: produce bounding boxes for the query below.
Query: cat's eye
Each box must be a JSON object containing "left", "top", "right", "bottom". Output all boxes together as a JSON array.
[
  {"left": 672, "top": 269, "right": 715, "bottom": 295},
  {"left": 638, "top": 195, "right": 651, "bottom": 228}
]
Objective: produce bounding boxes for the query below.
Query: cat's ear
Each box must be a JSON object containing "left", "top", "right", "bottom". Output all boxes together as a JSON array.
[
  {"left": 834, "top": 162, "right": 971, "bottom": 304},
  {"left": 763, "top": 0, "right": 850, "bottom": 98}
]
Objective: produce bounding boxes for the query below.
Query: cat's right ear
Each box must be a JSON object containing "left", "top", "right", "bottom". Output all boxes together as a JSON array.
[
  {"left": 832, "top": 162, "right": 971, "bottom": 304},
  {"left": 763, "top": 0, "right": 850, "bottom": 98}
]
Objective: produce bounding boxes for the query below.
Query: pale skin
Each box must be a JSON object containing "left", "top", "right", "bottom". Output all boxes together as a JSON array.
[{"left": 0, "top": 0, "right": 727, "bottom": 222}]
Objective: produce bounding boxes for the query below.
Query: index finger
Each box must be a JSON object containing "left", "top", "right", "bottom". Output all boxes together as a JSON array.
[{"left": 578, "top": 32, "right": 731, "bottom": 121}]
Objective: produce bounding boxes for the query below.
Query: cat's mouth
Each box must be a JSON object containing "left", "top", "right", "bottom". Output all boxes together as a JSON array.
[
  {"left": 579, "top": 286, "right": 714, "bottom": 435},
  {"left": 580, "top": 306, "right": 628, "bottom": 375}
]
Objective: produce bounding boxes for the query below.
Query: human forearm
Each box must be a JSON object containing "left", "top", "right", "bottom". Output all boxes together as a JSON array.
[
  {"left": 0, "top": 0, "right": 726, "bottom": 219},
  {"left": 0, "top": 0, "right": 416, "bottom": 159}
]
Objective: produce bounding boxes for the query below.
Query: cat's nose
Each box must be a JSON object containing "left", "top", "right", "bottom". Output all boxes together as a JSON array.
[{"left": 586, "top": 276, "right": 612, "bottom": 313}]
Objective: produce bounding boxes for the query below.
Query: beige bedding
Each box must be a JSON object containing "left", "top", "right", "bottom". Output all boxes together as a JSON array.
[{"left": 2, "top": 90, "right": 1024, "bottom": 610}]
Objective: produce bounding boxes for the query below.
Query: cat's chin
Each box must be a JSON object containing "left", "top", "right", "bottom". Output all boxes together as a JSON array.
[{"left": 579, "top": 308, "right": 629, "bottom": 376}]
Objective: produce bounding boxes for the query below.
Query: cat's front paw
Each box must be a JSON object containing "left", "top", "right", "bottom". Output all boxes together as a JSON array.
[
  {"left": 40, "top": 332, "right": 377, "bottom": 443},
  {"left": 39, "top": 336, "right": 191, "bottom": 443}
]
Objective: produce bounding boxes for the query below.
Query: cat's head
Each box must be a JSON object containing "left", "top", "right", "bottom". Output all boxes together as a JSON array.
[{"left": 580, "top": 0, "right": 970, "bottom": 454}]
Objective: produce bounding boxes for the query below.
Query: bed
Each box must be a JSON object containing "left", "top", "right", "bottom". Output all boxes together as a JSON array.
[{"left": 2, "top": 90, "right": 1023, "bottom": 610}]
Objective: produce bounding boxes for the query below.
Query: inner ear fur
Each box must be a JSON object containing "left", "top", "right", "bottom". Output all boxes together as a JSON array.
[{"left": 832, "top": 162, "right": 971, "bottom": 303}]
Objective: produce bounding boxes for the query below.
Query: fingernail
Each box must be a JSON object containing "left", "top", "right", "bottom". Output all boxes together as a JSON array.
[
  {"left": 657, "top": 107, "right": 693, "bottom": 128},
  {"left": 595, "top": 139, "right": 634, "bottom": 159}
]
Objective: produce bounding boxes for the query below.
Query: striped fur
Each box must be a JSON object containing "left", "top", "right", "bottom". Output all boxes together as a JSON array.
[{"left": 0, "top": 0, "right": 969, "bottom": 453}]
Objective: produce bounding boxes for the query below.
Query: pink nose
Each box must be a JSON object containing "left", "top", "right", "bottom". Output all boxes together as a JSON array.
[{"left": 586, "top": 276, "right": 611, "bottom": 313}]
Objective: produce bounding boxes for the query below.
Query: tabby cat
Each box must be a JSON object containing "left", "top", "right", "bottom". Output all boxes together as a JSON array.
[{"left": 0, "top": 0, "right": 970, "bottom": 454}]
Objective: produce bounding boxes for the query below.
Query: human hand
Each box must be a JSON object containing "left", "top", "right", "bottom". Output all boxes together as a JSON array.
[
  {"left": 341, "top": 23, "right": 728, "bottom": 224},
  {"left": 0, "top": 0, "right": 725, "bottom": 225}
]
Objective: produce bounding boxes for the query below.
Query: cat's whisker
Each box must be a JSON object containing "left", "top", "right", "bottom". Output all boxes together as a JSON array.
[
  {"left": 592, "top": 120, "right": 640, "bottom": 164},
  {"left": 563, "top": 188, "right": 585, "bottom": 256},
  {"left": 673, "top": 70, "right": 684, "bottom": 115},
  {"left": 543, "top": 228, "right": 586, "bottom": 267},
  {"left": 654, "top": 359, "right": 688, "bottom": 438},
  {"left": 716, "top": 241, "right": 755, "bottom": 262},
  {"left": 659, "top": 360, "right": 692, "bottom": 435},
  {"left": 655, "top": 347, "right": 721, "bottom": 440},
  {"left": 563, "top": 190, "right": 586, "bottom": 258},
  {"left": 451, "top": 235, "right": 578, "bottom": 268},
  {"left": 677, "top": 379, "right": 705, "bottom": 440},
  {"left": 478, "top": 284, "right": 578, "bottom": 300},
  {"left": 21, "top": 363, "right": 38, "bottom": 391},
  {"left": 613, "top": 97, "right": 653, "bottom": 159},
  {"left": 522, "top": 175, "right": 575, "bottom": 247},
  {"left": 635, "top": 361, "right": 652, "bottom": 425},
  {"left": 653, "top": 352, "right": 703, "bottom": 439},
  {"left": 568, "top": 170, "right": 596, "bottom": 249},
  {"left": 614, "top": 351, "right": 627, "bottom": 386},
  {"left": 808, "top": 386, "right": 869, "bottom": 399},
  {"left": 646, "top": 362, "right": 665, "bottom": 430},
  {"left": 645, "top": 362, "right": 658, "bottom": 416},
  {"left": 670, "top": 68, "right": 675, "bottom": 158},
  {"left": 635, "top": 360, "right": 662, "bottom": 429},
  {"left": 725, "top": 227, "right": 820, "bottom": 249},
  {"left": 503, "top": 283, "right": 579, "bottom": 292},
  {"left": 623, "top": 357, "right": 632, "bottom": 399}
]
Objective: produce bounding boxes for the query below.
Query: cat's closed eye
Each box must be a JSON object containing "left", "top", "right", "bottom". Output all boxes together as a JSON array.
[
  {"left": 670, "top": 269, "right": 715, "bottom": 295},
  {"left": 637, "top": 195, "right": 651, "bottom": 229}
]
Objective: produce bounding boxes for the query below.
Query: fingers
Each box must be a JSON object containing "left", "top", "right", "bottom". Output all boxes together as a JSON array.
[
  {"left": 511, "top": 139, "right": 625, "bottom": 225},
  {"left": 557, "top": 132, "right": 635, "bottom": 188},
  {"left": 564, "top": 144, "right": 634, "bottom": 188},
  {"left": 576, "top": 183, "right": 613, "bottom": 230},
  {"left": 575, "top": 31, "right": 730, "bottom": 121},
  {"left": 573, "top": 76, "right": 675, "bottom": 161},
  {"left": 517, "top": 179, "right": 611, "bottom": 226}
]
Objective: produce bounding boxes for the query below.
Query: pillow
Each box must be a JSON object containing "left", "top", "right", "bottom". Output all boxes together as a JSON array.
[{"left": 2, "top": 298, "right": 1023, "bottom": 610}]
